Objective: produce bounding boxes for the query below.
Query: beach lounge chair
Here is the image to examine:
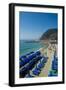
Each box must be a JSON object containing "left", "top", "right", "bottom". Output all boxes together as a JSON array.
[
  {"left": 20, "top": 53, "right": 37, "bottom": 67},
  {"left": 51, "top": 54, "right": 58, "bottom": 70},
  {"left": 20, "top": 66, "right": 28, "bottom": 78},
  {"left": 52, "top": 60, "right": 58, "bottom": 70},
  {"left": 37, "top": 62, "right": 44, "bottom": 69},
  {"left": 20, "top": 55, "right": 26, "bottom": 61},
  {"left": 20, "top": 58, "right": 30, "bottom": 67},
  {"left": 36, "top": 58, "right": 46, "bottom": 69},
  {"left": 32, "top": 68, "right": 40, "bottom": 76},
  {"left": 20, "top": 52, "right": 34, "bottom": 61},
  {"left": 39, "top": 56, "right": 48, "bottom": 64},
  {"left": 20, "top": 56, "right": 42, "bottom": 77},
  {"left": 28, "top": 54, "right": 36, "bottom": 60},
  {"left": 20, "top": 51, "right": 41, "bottom": 66},
  {"left": 27, "top": 56, "right": 42, "bottom": 70},
  {"left": 32, "top": 56, "right": 48, "bottom": 73},
  {"left": 35, "top": 51, "right": 41, "bottom": 56},
  {"left": 52, "top": 64, "right": 58, "bottom": 70}
]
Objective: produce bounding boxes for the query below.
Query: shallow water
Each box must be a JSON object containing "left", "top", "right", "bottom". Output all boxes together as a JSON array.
[{"left": 20, "top": 40, "right": 45, "bottom": 56}]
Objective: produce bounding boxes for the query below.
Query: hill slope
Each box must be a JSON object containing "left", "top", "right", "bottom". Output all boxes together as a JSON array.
[{"left": 40, "top": 28, "right": 57, "bottom": 40}]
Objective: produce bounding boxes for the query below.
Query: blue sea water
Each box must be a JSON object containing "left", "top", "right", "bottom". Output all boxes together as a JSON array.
[{"left": 20, "top": 40, "right": 44, "bottom": 56}]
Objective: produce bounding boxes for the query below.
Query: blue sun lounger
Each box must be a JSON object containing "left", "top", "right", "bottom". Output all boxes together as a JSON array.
[
  {"left": 52, "top": 55, "right": 58, "bottom": 70},
  {"left": 32, "top": 56, "right": 48, "bottom": 76},
  {"left": 35, "top": 51, "right": 41, "bottom": 56},
  {"left": 20, "top": 51, "right": 41, "bottom": 67},
  {"left": 26, "top": 56, "right": 42, "bottom": 70},
  {"left": 36, "top": 58, "right": 45, "bottom": 70},
  {"left": 20, "top": 58, "right": 30, "bottom": 67},
  {"left": 20, "top": 54, "right": 36, "bottom": 67},
  {"left": 37, "top": 62, "right": 44, "bottom": 69},
  {"left": 32, "top": 60, "right": 43, "bottom": 76},
  {"left": 20, "top": 52, "right": 34, "bottom": 61},
  {"left": 20, "top": 56, "right": 42, "bottom": 77},
  {"left": 20, "top": 55, "right": 26, "bottom": 61},
  {"left": 20, "top": 66, "right": 28, "bottom": 77},
  {"left": 32, "top": 68, "right": 40, "bottom": 75},
  {"left": 20, "top": 51, "right": 40, "bottom": 61},
  {"left": 52, "top": 63, "right": 58, "bottom": 70}
]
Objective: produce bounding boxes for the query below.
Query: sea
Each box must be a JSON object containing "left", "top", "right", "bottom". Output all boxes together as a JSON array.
[{"left": 20, "top": 40, "right": 45, "bottom": 56}]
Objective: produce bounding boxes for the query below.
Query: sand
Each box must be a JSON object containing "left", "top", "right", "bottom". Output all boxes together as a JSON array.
[{"left": 37, "top": 43, "right": 56, "bottom": 77}]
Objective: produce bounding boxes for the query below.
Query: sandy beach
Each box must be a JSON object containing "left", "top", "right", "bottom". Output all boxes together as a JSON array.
[{"left": 37, "top": 43, "right": 57, "bottom": 77}]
